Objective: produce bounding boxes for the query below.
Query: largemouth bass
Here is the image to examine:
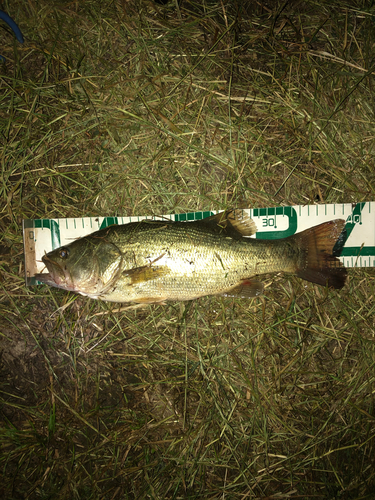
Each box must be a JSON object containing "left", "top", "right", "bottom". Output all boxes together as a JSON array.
[{"left": 35, "top": 210, "right": 347, "bottom": 303}]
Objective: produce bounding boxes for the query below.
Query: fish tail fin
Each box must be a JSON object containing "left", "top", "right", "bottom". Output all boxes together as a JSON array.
[{"left": 292, "top": 220, "right": 347, "bottom": 289}]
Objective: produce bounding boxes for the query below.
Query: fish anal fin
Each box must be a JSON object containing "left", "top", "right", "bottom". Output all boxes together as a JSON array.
[
  {"left": 123, "top": 265, "right": 169, "bottom": 285},
  {"left": 293, "top": 219, "right": 347, "bottom": 289},
  {"left": 221, "top": 280, "right": 264, "bottom": 298}
]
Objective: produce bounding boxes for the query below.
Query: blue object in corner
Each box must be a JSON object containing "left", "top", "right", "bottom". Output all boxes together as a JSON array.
[{"left": 0, "top": 10, "right": 24, "bottom": 62}]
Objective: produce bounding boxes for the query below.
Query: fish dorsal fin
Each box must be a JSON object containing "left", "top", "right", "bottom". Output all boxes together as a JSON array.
[
  {"left": 199, "top": 210, "right": 257, "bottom": 237},
  {"left": 226, "top": 210, "right": 257, "bottom": 236}
]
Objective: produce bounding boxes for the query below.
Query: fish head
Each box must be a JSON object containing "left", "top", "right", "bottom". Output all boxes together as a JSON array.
[{"left": 36, "top": 236, "right": 123, "bottom": 298}]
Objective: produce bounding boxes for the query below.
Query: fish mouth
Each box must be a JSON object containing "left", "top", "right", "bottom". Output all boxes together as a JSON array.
[
  {"left": 35, "top": 255, "right": 76, "bottom": 292},
  {"left": 34, "top": 271, "right": 66, "bottom": 289}
]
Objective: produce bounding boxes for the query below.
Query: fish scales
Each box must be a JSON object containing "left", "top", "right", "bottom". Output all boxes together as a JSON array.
[
  {"left": 100, "top": 221, "right": 298, "bottom": 302},
  {"left": 35, "top": 211, "right": 347, "bottom": 303}
]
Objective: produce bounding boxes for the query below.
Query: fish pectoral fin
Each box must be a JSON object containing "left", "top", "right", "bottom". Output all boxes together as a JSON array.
[
  {"left": 220, "top": 280, "right": 264, "bottom": 298},
  {"left": 123, "top": 265, "right": 169, "bottom": 285}
]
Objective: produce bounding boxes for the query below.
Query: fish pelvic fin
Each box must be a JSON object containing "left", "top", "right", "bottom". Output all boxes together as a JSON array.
[{"left": 292, "top": 219, "right": 347, "bottom": 289}]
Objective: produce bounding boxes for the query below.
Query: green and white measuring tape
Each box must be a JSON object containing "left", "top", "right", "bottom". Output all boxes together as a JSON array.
[{"left": 23, "top": 202, "right": 374, "bottom": 286}]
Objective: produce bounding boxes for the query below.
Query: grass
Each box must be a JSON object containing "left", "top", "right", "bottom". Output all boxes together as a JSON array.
[{"left": 1, "top": 0, "right": 375, "bottom": 498}]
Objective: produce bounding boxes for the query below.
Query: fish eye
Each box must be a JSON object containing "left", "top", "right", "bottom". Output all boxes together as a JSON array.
[{"left": 59, "top": 247, "right": 69, "bottom": 259}]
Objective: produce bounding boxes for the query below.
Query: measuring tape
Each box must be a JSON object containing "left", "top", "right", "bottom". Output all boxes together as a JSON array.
[{"left": 23, "top": 202, "right": 374, "bottom": 286}]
